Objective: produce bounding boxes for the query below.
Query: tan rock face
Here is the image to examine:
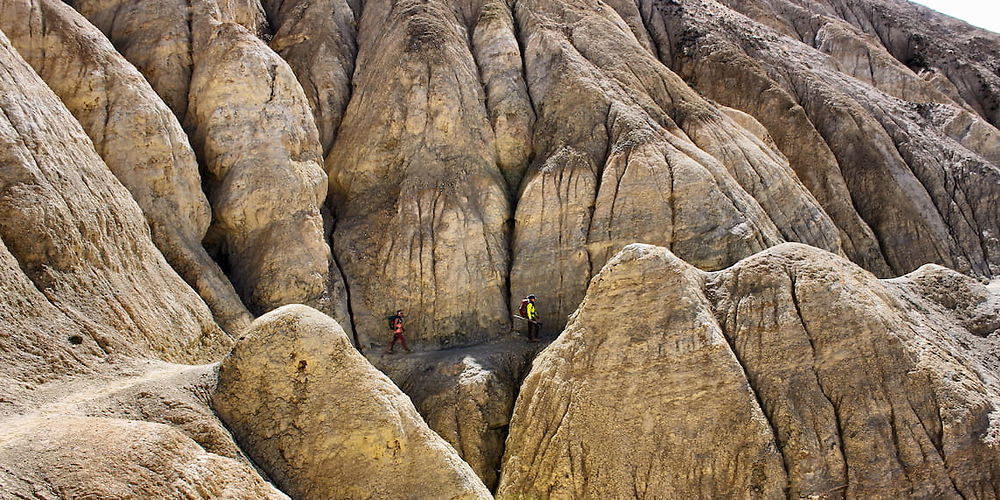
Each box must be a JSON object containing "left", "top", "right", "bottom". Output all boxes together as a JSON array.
[
  {"left": 0, "top": 29, "right": 229, "bottom": 364},
  {"left": 0, "top": 235, "right": 103, "bottom": 412},
  {"left": 68, "top": 0, "right": 266, "bottom": 119},
  {"left": 509, "top": 0, "right": 844, "bottom": 335},
  {"left": 186, "top": 15, "right": 351, "bottom": 329},
  {"left": 371, "top": 339, "right": 543, "bottom": 490},
  {"left": 213, "top": 304, "right": 492, "bottom": 499},
  {"left": 0, "top": 415, "right": 286, "bottom": 499},
  {"left": 67, "top": 0, "right": 189, "bottom": 115},
  {"left": 500, "top": 243, "right": 1000, "bottom": 499},
  {"left": 644, "top": 0, "right": 1000, "bottom": 277},
  {"left": 0, "top": 0, "right": 253, "bottom": 334},
  {"left": 327, "top": 0, "right": 512, "bottom": 349},
  {"left": 499, "top": 244, "right": 788, "bottom": 498},
  {"left": 264, "top": 0, "right": 358, "bottom": 157}
]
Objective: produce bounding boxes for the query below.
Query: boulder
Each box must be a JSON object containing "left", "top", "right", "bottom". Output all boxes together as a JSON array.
[
  {"left": 498, "top": 244, "right": 787, "bottom": 498},
  {"left": 371, "top": 338, "right": 543, "bottom": 490},
  {"left": 0, "top": 415, "right": 286, "bottom": 499},
  {"left": 499, "top": 243, "right": 1000, "bottom": 498},
  {"left": 214, "top": 304, "right": 492, "bottom": 499}
]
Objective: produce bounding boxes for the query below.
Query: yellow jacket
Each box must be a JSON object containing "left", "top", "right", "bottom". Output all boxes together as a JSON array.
[{"left": 526, "top": 302, "right": 538, "bottom": 321}]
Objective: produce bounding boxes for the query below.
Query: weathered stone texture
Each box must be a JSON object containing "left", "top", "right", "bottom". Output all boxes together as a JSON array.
[
  {"left": 500, "top": 243, "right": 1000, "bottom": 499},
  {"left": 0, "top": 0, "right": 253, "bottom": 334},
  {"left": 0, "top": 29, "right": 229, "bottom": 364},
  {"left": 214, "top": 304, "right": 492, "bottom": 500}
]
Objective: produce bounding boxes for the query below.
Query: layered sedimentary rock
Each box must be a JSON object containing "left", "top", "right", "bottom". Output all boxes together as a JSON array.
[
  {"left": 0, "top": 416, "right": 285, "bottom": 499},
  {"left": 2, "top": 0, "right": 1000, "bottom": 495},
  {"left": 327, "top": 0, "right": 513, "bottom": 349},
  {"left": 214, "top": 305, "right": 492, "bottom": 499},
  {"left": 500, "top": 243, "right": 1000, "bottom": 499},
  {"left": 0, "top": 0, "right": 252, "bottom": 334},
  {"left": 0, "top": 29, "right": 229, "bottom": 364},
  {"left": 638, "top": 0, "right": 1000, "bottom": 277}
]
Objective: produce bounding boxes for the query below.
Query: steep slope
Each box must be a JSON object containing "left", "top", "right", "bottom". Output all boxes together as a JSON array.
[
  {"left": 0, "top": 27, "right": 281, "bottom": 497},
  {"left": 187, "top": 11, "right": 351, "bottom": 324},
  {"left": 633, "top": 0, "right": 1000, "bottom": 277},
  {"left": 0, "top": 28, "right": 229, "bottom": 364},
  {"left": 68, "top": 0, "right": 353, "bottom": 331},
  {"left": 510, "top": 0, "right": 845, "bottom": 336},
  {"left": 327, "top": 0, "right": 513, "bottom": 349},
  {"left": 500, "top": 243, "right": 1000, "bottom": 499},
  {"left": 57, "top": 0, "right": 999, "bottom": 343},
  {"left": 0, "top": 0, "right": 253, "bottom": 334}
]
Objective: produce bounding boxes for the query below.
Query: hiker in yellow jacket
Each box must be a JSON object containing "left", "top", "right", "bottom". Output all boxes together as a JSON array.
[{"left": 518, "top": 294, "right": 541, "bottom": 342}]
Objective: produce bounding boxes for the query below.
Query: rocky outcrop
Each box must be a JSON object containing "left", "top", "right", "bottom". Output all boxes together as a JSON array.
[
  {"left": 500, "top": 243, "right": 1000, "bottom": 499},
  {"left": 509, "top": 0, "right": 847, "bottom": 336},
  {"left": 0, "top": 0, "right": 253, "bottom": 334},
  {"left": 214, "top": 304, "right": 492, "bottom": 499},
  {"left": 0, "top": 31, "right": 280, "bottom": 494},
  {"left": 0, "top": 415, "right": 286, "bottom": 499},
  {"left": 68, "top": 0, "right": 267, "bottom": 119},
  {"left": 186, "top": 12, "right": 351, "bottom": 328},
  {"left": 63, "top": 0, "right": 351, "bottom": 329},
  {"left": 2, "top": 0, "right": 1000, "bottom": 495},
  {"left": 499, "top": 244, "right": 788, "bottom": 498},
  {"left": 264, "top": 0, "right": 358, "bottom": 157},
  {"left": 0, "top": 29, "right": 229, "bottom": 364},
  {"left": 371, "top": 339, "right": 543, "bottom": 490},
  {"left": 639, "top": 0, "right": 1000, "bottom": 277},
  {"left": 327, "top": 0, "right": 512, "bottom": 349}
]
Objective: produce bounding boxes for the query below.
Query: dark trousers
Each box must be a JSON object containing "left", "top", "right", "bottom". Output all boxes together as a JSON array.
[
  {"left": 527, "top": 321, "right": 540, "bottom": 340},
  {"left": 386, "top": 331, "right": 409, "bottom": 352}
]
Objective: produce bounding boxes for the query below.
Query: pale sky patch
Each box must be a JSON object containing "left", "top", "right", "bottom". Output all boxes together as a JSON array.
[{"left": 908, "top": 0, "right": 1000, "bottom": 34}]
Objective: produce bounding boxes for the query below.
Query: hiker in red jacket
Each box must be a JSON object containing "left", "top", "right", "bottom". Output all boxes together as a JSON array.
[{"left": 383, "top": 309, "right": 411, "bottom": 354}]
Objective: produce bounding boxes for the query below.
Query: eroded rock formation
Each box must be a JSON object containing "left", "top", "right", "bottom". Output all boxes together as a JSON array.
[
  {"left": 327, "top": 0, "right": 514, "bottom": 349},
  {"left": 213, "top": 305, "right": 492, "bottom": 499},
  {"left": 0, "top": 0, "right": 999, "bottom": 496},
  {"left": 371, "top": 339, "right": 543, "bottom": 489},
  {"left": 0, "top": 0, "right": 253, "bottom": 334},
  {"left": 500, "top": 243, "right": 1000, "bottom": 498},
  {"left": 0, "top": 415, "right": 286, "bottom": 499},
  {"left": 0, "top": 28, "right": 229, "bottom": 364},
  {"left": 187, "top": 10, "right": 351, "bottom": 326}
]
